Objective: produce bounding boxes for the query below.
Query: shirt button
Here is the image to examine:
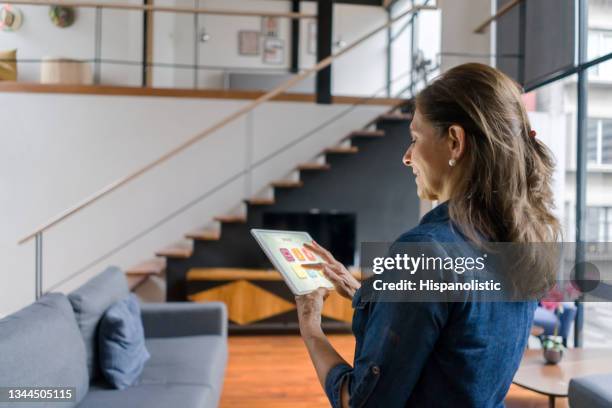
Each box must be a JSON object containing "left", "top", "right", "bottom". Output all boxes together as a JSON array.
[{"left": 371, "top": 365, "right": 380, "bottom": 375}]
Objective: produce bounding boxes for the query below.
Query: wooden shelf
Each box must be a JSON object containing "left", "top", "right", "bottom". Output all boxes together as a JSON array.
[
  {"left": 0, "top": 82, "right": 405, "bottom": 106},
  {"left": 188, "top": 268, "right": 283, "bottom": 281},
  {"left": 188, "top": 267, "right": 363, "bottom": 281}
]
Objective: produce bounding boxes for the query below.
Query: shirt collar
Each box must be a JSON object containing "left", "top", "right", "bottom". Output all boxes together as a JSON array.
[{"left": 419, "top": 201, "right": 450, "bottom": 225}]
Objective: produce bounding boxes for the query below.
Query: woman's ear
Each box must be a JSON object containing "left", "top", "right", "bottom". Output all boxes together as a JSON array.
[{"left": 447, "top": 124, "right": 466, "bottom": 162}]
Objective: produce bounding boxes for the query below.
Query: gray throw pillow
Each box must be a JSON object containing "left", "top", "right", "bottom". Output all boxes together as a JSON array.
[
  {"left": 68, "top": 266, "right": 129, "bottom": 379},
  {"left": 98, "top": 294, "right": 150, "bottom": 389}
]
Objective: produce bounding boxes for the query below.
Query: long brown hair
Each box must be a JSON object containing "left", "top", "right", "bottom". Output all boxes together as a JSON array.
[{"left": 416, "top": 63, "right": 561, "bottom": 297}]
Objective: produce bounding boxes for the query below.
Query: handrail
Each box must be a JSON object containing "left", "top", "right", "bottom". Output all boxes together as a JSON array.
[
  {"left": 1, "top": 0, "right": 316, "bottom": 18},
  {"left": 18, "top": 3, "right": 436, "bottom": 245},
  {"left": 474, "top": 0, "right": 523, "bottom": 34}
]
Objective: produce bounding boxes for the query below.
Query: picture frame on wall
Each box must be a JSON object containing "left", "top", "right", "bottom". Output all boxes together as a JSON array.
[
  {"left": 263, "top": 37, "right": 284, "bottom": 65},
  {"left": 261, "top": 16, "right": 279, "bottom": 37},
  {"left": 238, "top": 30, "right": 260, "bottom": 56},
  {"left": 307, "top": 21, "right": 317, "bottom": 55}
]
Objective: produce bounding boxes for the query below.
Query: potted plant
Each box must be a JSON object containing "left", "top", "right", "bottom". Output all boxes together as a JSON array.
[{"left": 541, "top": 305, "right": 565, "bottom": 364}]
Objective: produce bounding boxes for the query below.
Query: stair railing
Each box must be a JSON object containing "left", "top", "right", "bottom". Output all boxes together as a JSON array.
[{"left": 17, "top": 4, "right": 436, "bottom": 299}]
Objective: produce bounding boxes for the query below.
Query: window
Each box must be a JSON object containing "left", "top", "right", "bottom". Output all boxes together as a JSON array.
[
  {"left": 588, "top": 30, "right": 612, "bottom": 79},
  {"left": 587, "top": 118, "right": 612, "bottom": 166},
  {"left": 586, "top": 206, "right": 612, "bottom": 242}
]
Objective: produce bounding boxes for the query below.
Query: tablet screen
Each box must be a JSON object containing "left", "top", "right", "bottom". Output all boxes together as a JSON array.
[{"left": 251, "top": 229, "right": 334, "bottom": 295}]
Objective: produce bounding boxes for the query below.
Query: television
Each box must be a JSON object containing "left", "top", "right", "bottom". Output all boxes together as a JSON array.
[{"left": 262, "top": 211, "right": 356, "bottom": 266}]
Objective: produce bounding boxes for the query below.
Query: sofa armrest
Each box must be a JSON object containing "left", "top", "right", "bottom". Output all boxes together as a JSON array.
[
  {"left": 140, "top": 301, "right": 227, "bottom": 338},
  {"left": 569, "top": 373, "right": 612, "bottom": 408}
]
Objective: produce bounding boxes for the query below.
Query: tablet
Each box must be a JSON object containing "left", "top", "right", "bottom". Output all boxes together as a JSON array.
[{"left": 251, "top": 229, "right": 334, "bottom": 295}]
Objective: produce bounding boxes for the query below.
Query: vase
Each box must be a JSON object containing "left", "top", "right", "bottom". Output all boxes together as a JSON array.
[{"left": 543, "top": 348, "right": 563, "bottom": 364}]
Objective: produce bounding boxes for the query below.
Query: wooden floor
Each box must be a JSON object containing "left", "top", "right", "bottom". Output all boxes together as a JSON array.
[{"left": 219, "top": 335, "right": 568, "bottom": 408}]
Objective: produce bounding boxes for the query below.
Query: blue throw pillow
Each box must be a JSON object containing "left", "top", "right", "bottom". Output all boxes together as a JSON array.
[{"left": 98, "top": 294, "right": 150, "bottom": 389}]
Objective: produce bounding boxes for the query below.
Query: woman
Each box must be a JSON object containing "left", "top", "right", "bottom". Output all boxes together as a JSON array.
[{"left": 296, "top": 63, "right": 561, "bottom": 408}]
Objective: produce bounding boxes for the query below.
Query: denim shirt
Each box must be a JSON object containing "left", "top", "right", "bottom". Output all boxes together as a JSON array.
[{"left": 324, "top": 202, "right": 536, "bottom": 408}]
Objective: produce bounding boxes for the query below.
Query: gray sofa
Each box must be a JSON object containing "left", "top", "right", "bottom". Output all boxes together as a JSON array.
[
  {"left": 569, "top": 373, "right": 612, "bottom": 408},
  {"left": 0, "top": 267, "right": 227, "bottom": 408}
]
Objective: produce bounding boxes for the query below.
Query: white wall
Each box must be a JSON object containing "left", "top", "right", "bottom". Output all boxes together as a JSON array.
[
  {"left": 438, "top": 0, "right": 492, "bottom": 71},
  {"left": 0, "top": 92, "right": 387, "bottom": 316},
  {"left": 0, "top": 0, "right": 390, "bottom": 95}
]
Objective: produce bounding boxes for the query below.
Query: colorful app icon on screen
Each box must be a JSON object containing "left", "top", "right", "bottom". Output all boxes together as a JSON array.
[
  {"left": 291, "top": 264, "right": 308, "bottom": 279},
  {"left": 305, "top": 268, "right": 318, "bottom": 278},
  {"left": 302, "top": 247, "right": 317, "bottom": 262},
  {"left": 280, "top": 248, "right": 295, "bottom": 262},
  {"left": 291, "top": 248, "right": 305, "bottom": 261}
]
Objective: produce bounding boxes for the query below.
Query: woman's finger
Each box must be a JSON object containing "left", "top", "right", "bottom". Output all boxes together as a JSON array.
[
  {"left": 302, "top": 262, "right": 324, "bottom": 270},
  {"left": 304, "top": 242, "right": 335, "bottom": 264},
  {"left": 323, "top": 267, "right": 340, "bottom": 282},
  {"left": 311, "top": 240, "right": 336, "bottom": 260}
]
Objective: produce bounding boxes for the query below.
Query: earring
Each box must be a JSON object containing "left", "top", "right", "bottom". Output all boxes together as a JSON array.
[{"left": 448, "top": 159, "right": 456, "bottom": 167}]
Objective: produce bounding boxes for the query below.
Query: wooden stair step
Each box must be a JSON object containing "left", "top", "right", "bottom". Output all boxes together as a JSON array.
[
  {"left": 271, "top": 180, "right": 304, "bottom": 188},
  {"left": 297, "top": 163, "right": 331, "bottom": 171},
  {"left": 377, "top": 113, "right": 413, "bottom": 122},
  {"left": 246, "top": 197, "right": 276, "bottom": 205},
  {"left": 126, "top": 258, "right": 166, "bottom": 276},
  {"left": 214, "top": 215, "right": 247, "bottom": 223},
  {"left": 325, "top": 146, "right": 359, "bottom": 154},
  {"left": 155, "top": 243, "right": 193, "bottom": 259},
  {"left": 348, "top": 130, "right": 385, "bottom": 138},
  {"left": 126, "top": 275, "right": 149, "bottom": 291},
  {"left": 185, "top": 228, "right": 221, "bottom": 240}
]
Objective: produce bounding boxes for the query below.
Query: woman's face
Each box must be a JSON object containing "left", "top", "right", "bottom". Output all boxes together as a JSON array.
[{"left": 402, "top": 108, "right": 454, "bottom": 201}]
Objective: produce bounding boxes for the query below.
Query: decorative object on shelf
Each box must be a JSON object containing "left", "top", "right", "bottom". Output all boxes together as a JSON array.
[
  {"left": 262, "top": 37, "right": 284, "bottom": 65},
  {"left": 0, "top": 4, "right": 23, "bottom": 32},
  {"left": 0, "top": 48, "right": 17, "bottom": 81},
  {"left": 40, "top": 57, "right": 93, "bottom": 84},
  {"left": 307, "top": 21, "right": 316, "bottom": 55},
  {"left": 49, "top": 5, "right": 75, "bottom": 28},
  {"left": 261, "top": 16, "right": 279, "bottom": 37},
  {"left": 238, "top": 30, "right": 259, "bottom": 56}
]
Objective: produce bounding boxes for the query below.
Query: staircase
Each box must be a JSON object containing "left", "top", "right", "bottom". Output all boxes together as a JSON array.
[{"left": 126, "top": 105, "right": 419, "bottom": 331}]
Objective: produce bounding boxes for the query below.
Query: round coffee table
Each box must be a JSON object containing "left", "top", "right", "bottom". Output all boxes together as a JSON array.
[{"left": 513, "top": 348, "right": 612, "bottom": 408}]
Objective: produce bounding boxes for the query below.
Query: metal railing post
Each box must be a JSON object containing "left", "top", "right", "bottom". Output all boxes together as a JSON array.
[
  {"left": 94, "top": 6, "right": 102, "bottom": 84},
  {"left": 244, "top": 111, "right": 254, "bottom": 199},
  {"left": 35, "top": 233, "right": 43, "bottom": 300}
]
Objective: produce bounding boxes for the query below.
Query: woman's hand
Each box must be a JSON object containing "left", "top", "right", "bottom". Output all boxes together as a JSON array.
[
  {"left": 295, "top": 287, "right": 329, "bottom": 338},
  {"left": 304, "top": 241, "right": 361, "bottom": 300}
]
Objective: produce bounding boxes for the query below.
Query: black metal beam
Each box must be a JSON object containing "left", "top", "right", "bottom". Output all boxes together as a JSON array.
[
  {"left": 142, "top": 0, "right": 151, "bottom": 87},
  {"left": 316, "top": 0, "right": 333, "bottom": 104},
  {"left": 517, "top": 0, "right": 526, "bottom": 85},
  {"left": 290, "top": 0, "right": 300, "bottom": 73},
  {"left": 385, "top": 7, "right": 391, "bottom": 97}
]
